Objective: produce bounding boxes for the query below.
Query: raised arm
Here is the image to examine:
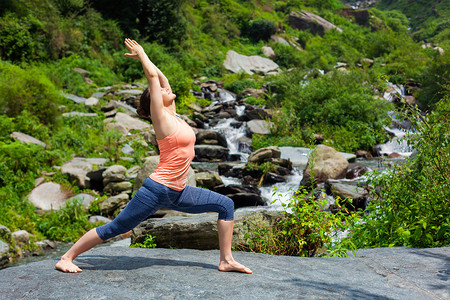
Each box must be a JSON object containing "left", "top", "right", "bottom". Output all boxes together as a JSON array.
[{"left": 124, "top": 39, "right": 164, "bottom": 120}]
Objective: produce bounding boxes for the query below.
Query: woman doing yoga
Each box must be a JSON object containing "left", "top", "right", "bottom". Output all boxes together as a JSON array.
[{"left": 55, "top": 39, "right": 252, "bottom": 274}]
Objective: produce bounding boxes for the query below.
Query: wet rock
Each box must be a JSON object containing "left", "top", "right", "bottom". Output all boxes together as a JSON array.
[
  {"left": 194, "top": 145, "right": 229, "bottom": 161},
  {"left": 300, "top": 144, "right": 349, "bottom": 187},
  {"left": 223, "top": 50, "right": 279, "bottom": 75},
  {"left": 346, "top": 165, "right": 368, "bottom": 179},
  {"left": 35, "top": 240, "right": 56, "bottom": 251},
  {"left": 289, "top": 10, "right": 342, "bottom": 36},
  {"left": 10, "top": 132, "right": 46, "bottom": 147},
  {"left": 196, "top": 130, "right": 227, "bottom": 147},
  {"left": 248, "top": 146, "right": 281, "bottom": 164},
  {"left": 246, "top": 108, "right": 273, "bottom": 120},
  {"left": 213, "top": 185, "right": 265, "bottom": 208},
  {"left": 355, "top": 150, "right": 373, "bottom": 159},
  {"left": 388, "top": 152, "right": 404, "bottom": 159},
  {"left": 329, "top": 182, "right": 369, "bottom": 210},
  {"left": 236, "top": 88, "right": 266, "bottom": 101},
  {"left": 28, "top": 182, "right": 68, "bottom": 211}
]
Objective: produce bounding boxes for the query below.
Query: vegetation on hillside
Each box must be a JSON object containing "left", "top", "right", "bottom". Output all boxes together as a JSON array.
[{"left": 0, "top": 0, "right": 448, "bottom": 256}]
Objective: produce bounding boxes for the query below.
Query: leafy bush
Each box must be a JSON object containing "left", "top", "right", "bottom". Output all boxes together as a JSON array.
[
  {"left": 235, "top": 187, "right": 357, "bottom": 257},
  {"left": 244, "top": 19, "right": 276, "bottom": 42},
  {"left": 130, "top": 234, "right": 157, "bottom": 248},
  {"left": 37, "top": 199, "right": 99, "bottom": 242},
  {"left": 267, "top": 69, "right": 391, "bottom": 151},
  {"left": 0, "top": 61, "right": 62, "bottom": 125},
  {"left": 345, "top": 97, "right": 450, "bottom": 248}
]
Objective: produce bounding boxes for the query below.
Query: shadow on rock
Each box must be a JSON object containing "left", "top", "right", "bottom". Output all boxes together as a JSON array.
[{"left": 69, "top": 255, "right": 218, "bottom": 271}]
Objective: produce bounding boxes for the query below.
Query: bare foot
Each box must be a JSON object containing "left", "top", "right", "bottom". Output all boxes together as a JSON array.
[
  {"left": 218, "top": 259, "right": 252, "bottom": 274},
  {"left": 55, "top": 256, "right": 82, "bottom": 273}
]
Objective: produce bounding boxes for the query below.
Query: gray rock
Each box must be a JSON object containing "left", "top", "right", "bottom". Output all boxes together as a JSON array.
[
  {"left": 103, "top": 181, "right": 133, "bottom": 194},
  {"left": 111, "top": 100, "right": 138, "bottom": 116},
  {"left": 62, "top": 112, "right": 98, "bottom": 117},
  {"left": 0, "top": 240, "right": 9, "bottom": 267},
  {"left": 223, "top": 50, "right": 279, "bottom": 75},
  {"left": 280, "top": 146, "right": 356, "bottom": 166},
  {"left": 289, "top": 10, "right": 342, "bottom": 36},
  {"left": 195, "top": 172, "right": 223, "bottom": 190},
  {"left": 10, "top": 132, "right": 46, "bottom": 147},
  {"left": 34, "top": 177, "right": 45, "bottom": 187},
  {"left": 0, "top": 225, "right": 11, "bottom": 239},
  {"left": 132, "top": 210, "right": 277, "bottom": 250},
  {"left": 271, "top": 34, "right": 290, "bottom": 45},
  {"left": 91, "top": 92, "right": 105, "bottom": 99},
  {"left": 121, "top": 144, "right": 134, "bottom": 155},
  {"left": 116, "top": 89, "right": 143, "bottom": 95},
  {"left": 246, "top": 119, "right": 275, "bottom": 135},
  {"left": 99, "top": 194, "right": 129, "bottom": 215},
  {"left": 11, "top": 230, "right": 30, "bottom": 245},
  {"left": 236, "top": 88, "right": 265, "bottom": 100},
  {"left": 89, "top": 215, "right": 111, "bottom": 224},
  {"left": 196, "top": 130, "right": 227, "bottom": 147},
  {"left": 301, "top": 145, "right": 349, "bottom": 187},
  {"left": 104, "top": 120, "right": 128, "bottom": 135},
  {"left": 68, "top": 193, "right": 95, "bottom": 210},
  {"left": 248, "top": 146, "right": 281, "bottom": 164},
  {"left": 133, "top": 156, "right": 196, "bottom": 192},
  {"left": 103, "top": 174, "right": 126, "bottom": 185},
  {"left": 84, "top": 97, "right": 99, "bottom": 107},
  {"left": 113, "top": 112, "right": 151, "bottom": 132},
  {"left": 0, "top": 246, "right": 449, "bottom": 299},
  {"left": 61, "top": 93, "right": 87, "bottom": 104},
  {"left": 262, "top": 45, "right": 276, "bottom": 60},
  {"left": 27, "top": 182, "right": 67, "bottom": 211},
  {"left": 329, "top": 183, "right": 368, "bottom": 210},
  {"left": 245, "top": 108, "right": 272, "bottom": 120},
  {"left": 61, "top": 158, "right": 93, "bottom": 189},
  {"left": 103, "top": 165, "right": 127, "bottom": 178},
  {"left": 195, "top": 145, "right": 229, "bottom": 161}
]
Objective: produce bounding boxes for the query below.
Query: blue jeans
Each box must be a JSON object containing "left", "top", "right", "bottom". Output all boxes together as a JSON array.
[{"left": 96, "top": 177, "right": 234, "bottom": 241}]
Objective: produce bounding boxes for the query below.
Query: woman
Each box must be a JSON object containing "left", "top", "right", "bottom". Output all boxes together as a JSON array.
[{"left": 55, "top": 39, "right": 252, "bottom": 274}]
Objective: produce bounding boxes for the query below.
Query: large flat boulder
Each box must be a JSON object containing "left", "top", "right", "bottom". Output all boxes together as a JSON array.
[
  {"left": 223, "top": 50, "right": 279, "bottom": 75},
  {"left": 10, "top": 132, "right": 46, "bottom": 147},
  {"left": 1, "top": 246, "right": 448, "bottom": 299},
  {"left": 131, "top": 209, "right": 281, "bottom": 250},
  {"left": 289, "top": 10, "right": 342, "bottom": 36},
  {"left": 27, "top": 182, "right": 68, "bottom": 211}
]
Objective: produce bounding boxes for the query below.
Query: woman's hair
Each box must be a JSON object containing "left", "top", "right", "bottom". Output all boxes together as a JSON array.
[{"left": 137, "top": 87, "right": 150, "bottom": 118}]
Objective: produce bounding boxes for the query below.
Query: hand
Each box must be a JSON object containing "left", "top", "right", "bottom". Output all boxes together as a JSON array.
[{"left": 124, "top": 38, "right": 145, "bottom": 59}]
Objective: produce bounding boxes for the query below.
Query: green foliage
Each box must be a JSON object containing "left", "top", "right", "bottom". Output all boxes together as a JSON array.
[
  {"left": 235, "top": 187, "right": 357, "bottom": 257},
  {"left": 0, "top": 61, "right": 62, "bottom": 125},
  {"left": 244, "top": 96, "right": 266, "bottom": 106},
  {"left": 345, "top": 97, "right": 450, "bottom": 248},
  {"left": 130, "top": 234, "right": 157, "bottom": 248},
  {"left": 223, "top": 73, "right": 263, "bottom": 94},
  {"left": 267, "top": 69, "right": 391, "bottom": 151},
  {"left": 416, "top": 52, "right": 450, "bottom": 110},
  {"left": 37, "top": 198, "right": 98, "bottom": 242},
  {"left": 244, "top": 19, "right": 276, "bottom": 42},
  {"left": 41, "top": 55, "right": 119, "bottom": 97}
]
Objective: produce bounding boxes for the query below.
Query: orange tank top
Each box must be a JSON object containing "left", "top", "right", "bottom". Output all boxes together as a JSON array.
[{"left": 150, "top": 115, "right": 196, "bottom": 191}]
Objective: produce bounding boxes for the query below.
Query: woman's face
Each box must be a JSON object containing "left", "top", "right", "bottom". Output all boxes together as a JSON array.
[{"left": 161, "top": 87, "right": 176, "bottom": 104}]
